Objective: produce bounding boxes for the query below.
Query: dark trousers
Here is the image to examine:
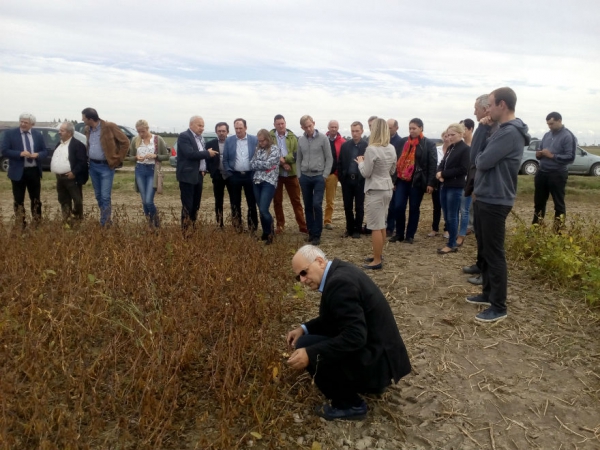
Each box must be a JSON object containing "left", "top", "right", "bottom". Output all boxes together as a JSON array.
[
  {"left": 431, "top": 188, "right": 446, "bottom": 232},
  {"left": 296, "top": 335, "right": 363, "bottom": 408},
  {"left": 394, "top": 180, "right": 425, "bottom": 239},
  {"left": 228, "top": 172, "right": 258, "bottom": 232},
  {"left": 341, "top": 178, "right": 365, "bottom": 234},
  {"left": 386, "top": 188, "right": 399, "bottom": 232},
  {"left": 533, "top": 170, "right": 568, "bottom": 225},
  {"left": 211, "top": 174, "right": 230, "bottom": 227},
  {"left": 299, "top": 174, "right": 325, "bottom": 239},
  {"left": 56, "top": 175, "right": 83, "bottom": 221},
  {"left": 179, "top": 175, "right": 203, "bottom": 230},
  {"left": 473, "top": 201, "right": 511, "bottom": 313},
  {"left": 12, "top": 167, "right": 42, "bottom": 226}
]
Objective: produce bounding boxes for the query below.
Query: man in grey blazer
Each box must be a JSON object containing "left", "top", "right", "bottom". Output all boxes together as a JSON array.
[
  {"left": 223, "top": 118, "right": 258, "bottom": 232},
  {"left": 176, "top": 116, "right": 218, "bottom": 230}
]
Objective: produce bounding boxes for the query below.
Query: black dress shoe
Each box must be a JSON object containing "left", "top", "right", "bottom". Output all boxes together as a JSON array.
[
  {"left": 364, "top": 256, "right": 384, "bottom": 263},
  {"left": 462, "top": 264, "right": 481, "bottom": 275},
  {"left": 404, "top": 238, "right": 414, "bottom": 244},
  {"left": 352, "top": 232, "right": 361, "bottom": 239},
  {"left": 362, "top": 263, "right": 382, "bottom": 270},
  {"left": 389, "top": 235, "right": 404, "bottom": 243},
  {"left": 311, "top": 238, "right": 321, "bottom": 246}
]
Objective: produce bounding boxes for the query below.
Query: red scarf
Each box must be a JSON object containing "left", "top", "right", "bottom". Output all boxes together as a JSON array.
[{"left": 397, "top": 133, "right": 422, "bottom": 181}]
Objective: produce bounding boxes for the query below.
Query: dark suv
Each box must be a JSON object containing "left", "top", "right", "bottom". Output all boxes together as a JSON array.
[{"left": 0, "top": 126, "right": 87, "bottom": 172}]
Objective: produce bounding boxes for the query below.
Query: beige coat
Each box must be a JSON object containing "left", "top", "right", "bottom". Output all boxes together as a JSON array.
[{"left": 358, "top": 144, "right": 396, "bottom": 192}]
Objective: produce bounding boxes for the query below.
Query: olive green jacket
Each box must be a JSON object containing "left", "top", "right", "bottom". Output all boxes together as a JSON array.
[{"left": 269, "top": 128, "right": 299, "bottom": 177}]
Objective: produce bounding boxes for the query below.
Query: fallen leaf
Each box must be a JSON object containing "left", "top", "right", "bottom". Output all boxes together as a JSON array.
[
  {"left": 312, "top": 442, "right": 322, "bottom": 450},
  {"left": 250, "top": 431, "right": 262, "bottom": 440}
]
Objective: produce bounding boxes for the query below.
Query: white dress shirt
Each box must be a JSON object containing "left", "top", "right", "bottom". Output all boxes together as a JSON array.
[{"left": 51, "top": 138, "right": 72, "bottom": 174}]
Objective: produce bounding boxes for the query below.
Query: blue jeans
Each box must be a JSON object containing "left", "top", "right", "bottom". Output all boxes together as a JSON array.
[
  {"left": 253, "top": 181, "right": 276, "bottom": 238},
  {"left": 299, "top": 174, "right": 325, "bottom": 239},
  {"left": 89, "top": 160, "right": 115, "bottom": 226},
  {"left": 393, "top": 180, "right": 425, "bottom": 239},
  {"left": 459, "top": 195, "right": 472, "bottom": 237},
  {"left": 440, "top": 186, "right": 463, "bottom": 248},
  {"left": 135, "top": 163, "right": 158, "bottom": 227}
]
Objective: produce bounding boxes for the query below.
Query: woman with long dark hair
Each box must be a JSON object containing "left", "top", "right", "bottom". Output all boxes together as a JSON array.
[{"left": 389, "top": 118, "right": 437, "bottom": 244}]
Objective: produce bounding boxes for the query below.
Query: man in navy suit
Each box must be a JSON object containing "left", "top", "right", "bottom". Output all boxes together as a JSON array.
[
  {"left": 223, "top": 118, "right": 258, "bottom": 232},
  {"left": 0, "top": 113, "right": 48, "bottom": 227},
  {"left": 176, "top": 115, "right": 218, "bottom": 230}
]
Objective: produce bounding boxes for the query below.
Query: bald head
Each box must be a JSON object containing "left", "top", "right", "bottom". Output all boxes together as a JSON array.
[
  {"left": 387, "top": 118, "right": 399, "bottom": 137},
  {"left": 328, "top": 120, "right": 339, "bottom": 139}
]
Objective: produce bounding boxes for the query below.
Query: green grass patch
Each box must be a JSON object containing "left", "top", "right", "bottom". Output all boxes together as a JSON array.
[
  {"left": 508, "top": 212, "right": 600, "bottom": 306},
  {"left": 517, "top": 174, "right": 600, "bottom": 197}
]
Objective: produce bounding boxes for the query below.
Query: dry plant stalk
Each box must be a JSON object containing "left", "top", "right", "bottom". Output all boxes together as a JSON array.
[{"left": 0, "top": 217, "right": 304, "bottom": 449}]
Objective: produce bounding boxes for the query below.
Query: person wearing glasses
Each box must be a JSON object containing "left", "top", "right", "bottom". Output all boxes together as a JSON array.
[{"left": 286, "top": 245, "right": 412, "bottom": 421}]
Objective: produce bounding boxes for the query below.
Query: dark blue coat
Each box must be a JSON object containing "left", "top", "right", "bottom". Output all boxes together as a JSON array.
[{"left": 1, "top": 128, "right": 47, "bottom": 181}]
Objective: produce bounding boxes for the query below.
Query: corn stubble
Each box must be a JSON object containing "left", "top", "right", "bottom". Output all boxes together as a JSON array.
[{"left": 0, "top": 218, "right": 306, "bottom": 449}]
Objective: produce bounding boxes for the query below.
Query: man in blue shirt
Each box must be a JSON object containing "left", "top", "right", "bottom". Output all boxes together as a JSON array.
[{"left": 532, "top": 112, "right": 576, "bottom": 228}]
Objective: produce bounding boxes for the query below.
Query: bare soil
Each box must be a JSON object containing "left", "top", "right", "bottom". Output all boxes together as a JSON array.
[{"left": 1, "top": 173, "right": 598, "bottom": 449}]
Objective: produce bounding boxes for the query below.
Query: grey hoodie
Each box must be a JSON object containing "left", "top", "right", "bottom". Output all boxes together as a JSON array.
[{"left": 474, "top": 118, "right": 531, "bottom": 206}]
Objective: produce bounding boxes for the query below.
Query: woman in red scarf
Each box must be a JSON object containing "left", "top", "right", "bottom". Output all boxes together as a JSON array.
[{"left": 389, "top": 119, "right": 437, "bottom": 244}]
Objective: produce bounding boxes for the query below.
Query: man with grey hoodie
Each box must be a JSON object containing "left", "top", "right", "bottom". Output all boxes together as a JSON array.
[
  {"left": 297, "top": 115, "right": 333, "bottom": 245},
  {"left": 467, "top": 87, "right": 531, "bottom": 323}
]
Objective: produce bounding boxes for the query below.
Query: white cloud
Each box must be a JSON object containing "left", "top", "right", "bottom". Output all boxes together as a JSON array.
[{"left": 0, "top": 0, "right": 599, "bottom": 143}]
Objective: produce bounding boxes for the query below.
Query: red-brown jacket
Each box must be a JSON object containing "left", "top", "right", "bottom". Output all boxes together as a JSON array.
[{"left": 85, "top": 120, "right": 129, "bottom": 169}]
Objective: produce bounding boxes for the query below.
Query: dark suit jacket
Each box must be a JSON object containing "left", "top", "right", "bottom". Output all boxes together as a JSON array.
[
  {"left": 54, "top": 138, "right": 89, "bottom": 185},
  {"left": 304, "top": 259, "right": 412, "bottom": 390},
  {"left": 205, "top": 138, "right": 224, "bottom": 179},
  {"left": 222, "top": 134, "right": 258, "bottom": 174},
  {"left": 176, "top": 130, "right": 212, "bottom": 184},
  {"left": 338, "top": 139, "right": 367, "bottom": 182},
  {"left": 1, "top": 128, "right": 47, "bottom": 181},
  {"left": 394, "top": 136, "right": 437, "bottom": 191}
]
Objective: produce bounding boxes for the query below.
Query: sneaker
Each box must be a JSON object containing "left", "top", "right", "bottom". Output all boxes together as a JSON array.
[
  {"left": 389, "top": 235, "right": 404, "bottom": 243},
  {"left": 475, "top": 307, "right": 507, "bottom": 323},
  {"left": 325, "top": 224, "right": 333, "bottom": 230},
  {"left": 465, "top": 295, "right": 491, "bottom": 306},
  {"left": 468, "top": 275, "right": 483, "bottom": 285},
  {"left": 462, "top": 264, "right": 481, "bottom": 275},
  {"left": 315, "top": 401, "right": 367, "bottom": 421}
]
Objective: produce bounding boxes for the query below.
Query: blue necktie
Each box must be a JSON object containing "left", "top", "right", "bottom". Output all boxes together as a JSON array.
[{"left": 24, "top": 131, "right": 34, "bottom": 163}]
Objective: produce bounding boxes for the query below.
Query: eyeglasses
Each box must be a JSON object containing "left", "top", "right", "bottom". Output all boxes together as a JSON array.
[{"left": 295, "top": 265, "right": 310, "bottom": 282}]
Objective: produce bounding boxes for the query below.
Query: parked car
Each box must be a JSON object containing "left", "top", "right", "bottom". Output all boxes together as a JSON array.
[
  {"left": 74, "top": 122, "right": 137, "bottom": 141},
  {"left": 0, "top": 126, "right": 87, "bottom": 172},
  {"left": 169, "top": 132, "right": 218, "bottom": 168},
  {"left": 520, "top": 140, "right": 600, "bottom": 176}
]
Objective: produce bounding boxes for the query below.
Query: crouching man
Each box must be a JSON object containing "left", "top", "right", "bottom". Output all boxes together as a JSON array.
[{"left": 287, "top": 245, "right": 412, "bottom": 420}]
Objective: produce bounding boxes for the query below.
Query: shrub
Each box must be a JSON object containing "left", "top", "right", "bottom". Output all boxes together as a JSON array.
[
  {"left": 0, "top": 218, "right": 304, "bottom": 449},
  {"left": 507, "top": 212, "right": 600, "bottom": 306}
]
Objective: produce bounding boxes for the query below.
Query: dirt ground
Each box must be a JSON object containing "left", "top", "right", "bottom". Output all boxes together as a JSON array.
[{"left": 1, "top": 173, "right": 599, "bottom": 450}]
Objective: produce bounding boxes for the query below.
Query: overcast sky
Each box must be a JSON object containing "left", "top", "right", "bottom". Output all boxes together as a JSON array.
[{"left": 1, "top": 0, "right": 599, "bottom": 143}]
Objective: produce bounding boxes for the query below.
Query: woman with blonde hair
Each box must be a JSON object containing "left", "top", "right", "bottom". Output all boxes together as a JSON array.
[
  {"left": 127, "top": 119, "right": 169, "bottom": 227},
  {"left": 435, "top": 123, "right": 470, "bottom": 254},
  {"left": 357, "top": 118, "right": 397, "bottom": 269},
  {"left": 250, "top": 129, "right": 281, "bottom": 244}
]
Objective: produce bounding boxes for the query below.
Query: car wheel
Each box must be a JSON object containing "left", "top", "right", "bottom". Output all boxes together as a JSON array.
[
  {"left": 0, "top": 157, "right": 9, "bottom": 172},
  {"left": 591, "top": 163, "right": 600, "bottom": 177},
  {"left": 521, "top": 161, "right": 538, "bottom": 176}
]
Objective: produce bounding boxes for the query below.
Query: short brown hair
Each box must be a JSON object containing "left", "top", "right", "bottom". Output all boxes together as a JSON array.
[
  {"left": 491, "top": 87, "right": 517, "bottom": 112},
  {"left": 350, "top": 121, "right": 363, "bottom": 129},
  {"left": 299, "top": 115, "right": 313, "bottom": 126}
]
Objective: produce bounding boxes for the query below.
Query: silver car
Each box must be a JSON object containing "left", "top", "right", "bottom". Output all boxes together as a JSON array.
[{"left": 520, "top": 140, "right": 600, "bottom": 176}]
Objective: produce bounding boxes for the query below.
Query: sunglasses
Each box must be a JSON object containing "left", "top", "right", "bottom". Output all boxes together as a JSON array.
[{"left": 295, "top": 266, "right": 310, "bottom": 282}]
